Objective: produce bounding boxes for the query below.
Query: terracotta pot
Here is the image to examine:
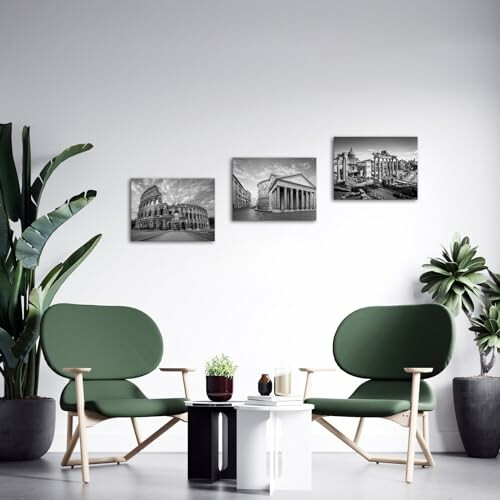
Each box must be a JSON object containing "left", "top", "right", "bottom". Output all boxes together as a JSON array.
[{"left": 206, "top": 376, "right": 233, "bottom": 402}]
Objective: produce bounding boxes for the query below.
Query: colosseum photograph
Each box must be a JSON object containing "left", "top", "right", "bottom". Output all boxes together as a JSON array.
[
  {"left": 232, "top": 158, "right": 316, "bottom": 221},
  {"left": 130, "top": 178, "right": 215, "bottom": 241}
]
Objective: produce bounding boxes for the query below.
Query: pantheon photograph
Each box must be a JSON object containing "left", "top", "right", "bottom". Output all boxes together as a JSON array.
[
  {"left": 130, "top": 178, "right": 215, "bottom": 242},
  {"left": 232, "top": 158, "right": 317, "bottom": 221},
  {"left": 333, "top": 137, "right": 418, "bottom": 200}
]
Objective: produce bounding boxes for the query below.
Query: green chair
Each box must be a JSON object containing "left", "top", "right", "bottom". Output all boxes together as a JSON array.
[
  {"left": 301, "top": 304, "right": 454, "bottom": 483},
  {"left": 40, "top": 303, "right": 194, "bottom": 483}
]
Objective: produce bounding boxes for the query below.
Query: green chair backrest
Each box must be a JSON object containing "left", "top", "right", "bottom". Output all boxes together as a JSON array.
[
  {"left": 41, "top": 304, "right": 163, "bottom": 380},
  {"left": 333, "top": 304, "right": 454, "bottom": 380}
]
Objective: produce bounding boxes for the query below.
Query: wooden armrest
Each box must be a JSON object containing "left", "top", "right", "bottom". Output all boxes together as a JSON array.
[
  {"left": 404, "top": 367, "right": 433, "bottom": 374},
  {"left": 300, "top": 368, "right": 337, "bottom": 399},
  {"left": 159, "top": 367, "right": 195, "bottom": 399},
  {"left": 299, "top": 368, "right": 336, "bottom": 373},
  {"left": 64, "top": 368, "right": 92, "bottom": 374},
  {"left": 159, "top": 368, "right": 196, "bottom": 373}
]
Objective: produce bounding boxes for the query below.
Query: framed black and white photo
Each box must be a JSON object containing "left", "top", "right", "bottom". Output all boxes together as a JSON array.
[
  {"left": 130, "top": 178, "right": 215, "bottom": 241},
  {"left": 232, "top": 158, "right": 317, "bottom": 221},
  {"left": 333, "top": 137, "right": 418, "bottom": 200}
]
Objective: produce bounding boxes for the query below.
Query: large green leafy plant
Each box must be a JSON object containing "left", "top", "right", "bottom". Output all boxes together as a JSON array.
[
  {"left": 420, "top": 234, "right": 499, "bottom": 375},
  {"left": 0, "top": 123, "right": 101, "bottom": 399}
]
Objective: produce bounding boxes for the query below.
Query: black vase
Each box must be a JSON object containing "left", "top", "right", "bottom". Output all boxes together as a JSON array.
[
  {"left": 0, "top": 398, "right": 55, "bottom": 461},
  {"left": 453, "top": 377, "right": 500, "bottom": 458},
  {"left": 258, "top": 374, "right": 272, "bottom": 396}
]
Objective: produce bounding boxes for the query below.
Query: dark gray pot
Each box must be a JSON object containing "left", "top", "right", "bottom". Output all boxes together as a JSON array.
[
  {"left": 0, "top": 398, "right": 55, "bottom": 461},
  {"left": 453, "top": 377, "right": 500, "bottom": 458}
]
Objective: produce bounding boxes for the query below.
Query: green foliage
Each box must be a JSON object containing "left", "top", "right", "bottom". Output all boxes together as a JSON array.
[
  {"left": 0, "top": 123, "right": 100, "bottom": 399},
  {"left": 470, "top": 303, "right": 500, "bottom": 352},
  {"left": 29, "top": 143, "right": 93, "bottom": 223},
  {"left": 205, "top": 354, "right": 237, "bottom": 378},
  {"left": 15, "top": 190, "right": 97, "bottom": 269},
  {"left": 419, "top": 234, "right": 487, "bottom": 317},
  {"left": 420, "top": 233, "right": 499, "bottom": 375},
  {"left": 0, "top": 124, "right": 21, "bottom": 221},
  {"left": 480, "top": 270, "right": 500, "bottom": 305},
  {"left": 11, "top": 234, "right": 102, "bottom": 360}
]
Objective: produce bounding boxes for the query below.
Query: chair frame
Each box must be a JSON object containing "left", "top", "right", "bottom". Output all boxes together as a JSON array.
[
  {"left": 300, "top": 366, "right": 434, "bottom": 483},
  {"left": 62, "top": 367, "right": 195, "bottom": 483}
]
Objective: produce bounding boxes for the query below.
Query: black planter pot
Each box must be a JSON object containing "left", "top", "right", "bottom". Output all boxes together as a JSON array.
[
  {"left": 206, "top": 376, "right": 233, "bottom": 402},
  {"left": 453, "top": 377, "right": 500, "bottom": 458},
  {"left": 0, "top": 398, "right": 55, "bottom": 461}
]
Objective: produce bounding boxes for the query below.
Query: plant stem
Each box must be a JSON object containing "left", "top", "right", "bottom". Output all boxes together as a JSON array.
[
  {"left": 34, "top": 342, "right": 41, "bottom": 394},
  {"left": 24, "top": 347, "right": 36, "bottom": 397},
  {"left": 465, "top": 311, "right": 494, "bottom": 376},
  {"left": 480, "top": 348, "right": 496, "bottom": 376}
]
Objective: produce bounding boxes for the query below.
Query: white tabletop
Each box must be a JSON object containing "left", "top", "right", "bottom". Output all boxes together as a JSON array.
[
  {"left": 234, "top": 403, "right": 314, "bottom": 412},
  {"left": 185, "top": 400, "right": 242, "bottom": 407}
]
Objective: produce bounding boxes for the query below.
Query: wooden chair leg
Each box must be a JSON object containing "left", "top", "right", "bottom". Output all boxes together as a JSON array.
[
  {"left": 75, "top": 374, "right": 90, "bottom": 483},
  {"left": 422, "top": 412, "right": 429, "bottom": 445},
  {"left": 61, "top": 424, "right": 80, "bottom": 466},
  {"left": 315, "top": 414, "right": 429, "bottom": 468},
  {"left": 316, "top": 417, "right": 372, "bottom": 461},
  {"left": 354, "top": 417, "right": 365, "bottom": 444},
  {"left": 66, "top": 413, "right": 73, "bottom": 448},
  {"left": 131, "top": 417, "right": 142, "bottom": 445},
  {"left": 405, "top": 373, "right": 421, "bottom": 483},
  {"left": 124, "top": 417, "right": 179, "bottom": 462},
  {"left": 416, "top": 429, "right": 434, "bottom": 467}
]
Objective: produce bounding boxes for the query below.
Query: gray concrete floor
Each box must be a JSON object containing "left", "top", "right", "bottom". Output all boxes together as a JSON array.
[{"left": 0, "top": 453, "right": 499, "bottom": 500}]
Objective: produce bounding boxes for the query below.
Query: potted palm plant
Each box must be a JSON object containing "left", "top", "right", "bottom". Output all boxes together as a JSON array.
[
  {"left": 0, "top": 123, "right": 101, "bottom": 460},
  {"left": 420, "top": 234, "right": 500, "bottom": 458},
  {"left": 205, "top": 354, "right": 237, "bottom": 402}
]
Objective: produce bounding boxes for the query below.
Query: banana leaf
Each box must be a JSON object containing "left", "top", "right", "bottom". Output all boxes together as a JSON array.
[
  {"left": 10, "top": 287, "right": 42, "bottom": 360},
  {"left": 0, "top": 260, "right": 12, "bottom": 330},
  {"left": 15, "top": 190, "right": 97, "bottom": 270},
  {"left": 42, "top": 233, "right": 101, "bottom": 308},
  {"left": 0, "top": 327, "right": 15, "bottom": 369},
  {"left": 0, "top": 184, "right": 11, "bottom": 259},
  {"left": 0, "top": 123, "right": 21, "bottom": 222},
  {"left": 11, "top": 233, "right": 101, "bottom": 359},
  {"left": 21, "top": 126, "right": 32, "bottom": 228},
  {"left": 7, "top": 262, "right": 23, "bottom": 335},
  {"left": 29, "top": 143, "right": 93, "bottom": 221}
]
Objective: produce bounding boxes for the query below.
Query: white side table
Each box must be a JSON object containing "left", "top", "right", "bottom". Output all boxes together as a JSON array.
[{"left": 235, "top": 404, "right": 313, "bottom": 494}]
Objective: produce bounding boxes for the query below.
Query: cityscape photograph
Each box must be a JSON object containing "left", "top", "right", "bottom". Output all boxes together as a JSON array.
[
  {"left": 333, "top": 137, "right": 418, "bottom": 200},
  {"left": 130, "top": 178, "right": 215, "bottom": 241},
  {"left": 232, "top": 158, "right": 317, "bottom": 221}
]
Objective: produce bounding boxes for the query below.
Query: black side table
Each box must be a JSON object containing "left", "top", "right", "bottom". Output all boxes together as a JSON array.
[{"left": 186, "top": 401, "right": 237, "bottom": 483}]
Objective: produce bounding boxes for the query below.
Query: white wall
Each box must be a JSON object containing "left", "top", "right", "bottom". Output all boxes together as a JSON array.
[{"left": 1, "top": 0, "right": 499, "bottom": 453}]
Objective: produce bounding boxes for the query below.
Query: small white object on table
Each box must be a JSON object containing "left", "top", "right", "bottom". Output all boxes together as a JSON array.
[{"left": 234, "top": 403, "right": 314, "bottom": 495}]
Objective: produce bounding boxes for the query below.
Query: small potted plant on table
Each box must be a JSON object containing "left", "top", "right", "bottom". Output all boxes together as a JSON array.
[
  {"left": 420, "top": 234, "right": 500, "bottom": 458},
  {"left": 205, "top": 354, "right": 237, "bottom": 402}
]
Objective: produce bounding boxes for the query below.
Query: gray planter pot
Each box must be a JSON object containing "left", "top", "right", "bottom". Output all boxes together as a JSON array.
[
  {"left": 0, "top": 398, "right": 55, "bottom": 461},
  {"left": 453, "top": 377, "right": 500, "bottom": 458}
]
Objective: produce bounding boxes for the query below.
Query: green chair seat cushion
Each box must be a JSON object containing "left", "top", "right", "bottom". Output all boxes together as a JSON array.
[
  {"left": 305, "top": 380, "right": 435, "bottom": 417},
  {"left": 351, "top": 380, "right": 435, "bottom": 411},
  {"left": 82, "top": 398, "right": 187, "bottom": 418},
  {"left": 60, "top": 379, "right": 185, "bottom": 417},
  {"left": 306, "top": 397, "right": 411, "bottom": 417}
]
